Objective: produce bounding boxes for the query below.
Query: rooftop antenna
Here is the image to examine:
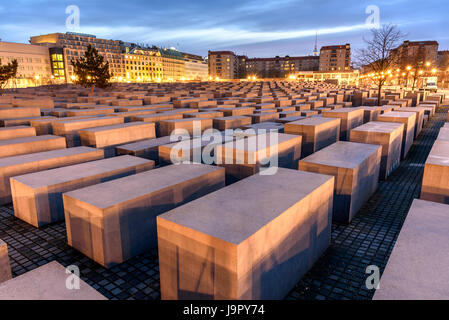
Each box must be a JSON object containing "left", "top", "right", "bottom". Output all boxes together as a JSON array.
[{"left": 313, "top": 31, "right": 319, "bottom": 56}]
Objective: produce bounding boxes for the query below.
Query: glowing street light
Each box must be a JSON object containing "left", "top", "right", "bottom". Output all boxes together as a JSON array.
[
  {"left": 406, "top": 66, "right": 412, "bottom": 71},
  {"left": 426, "top": 62, "right": 431, "bottom": 67},
  {"left": 432, "top": 68, "right": 437, "bottom": 74}
]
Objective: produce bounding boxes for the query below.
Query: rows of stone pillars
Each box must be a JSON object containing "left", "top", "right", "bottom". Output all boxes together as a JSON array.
[{"left": 0, "top": 82, "right": 447, "bottom": 299}]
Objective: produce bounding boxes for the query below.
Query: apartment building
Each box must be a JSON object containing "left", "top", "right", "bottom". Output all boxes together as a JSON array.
[
  {"left": 182, "top": 52, "right": 208, "bottom": 81},
  {"left": 124, "top": 47, "right": 163, "bottom": 82},
  {"left": 245, "top": 55, "right": 319, "bottom": 78},
  {"left": 208, "top": 51, "right": 238, "bottom": 79},
  {"left": 30, "top": 32, "right": 125, "bottom": 81},
  {"left": 0, "top": 41, "right": 52, "bottom": 88},
  {"left": 390, "top": 40, "right": 439, "bottom": 69},
  {"left": 159, "top": 48, "right": 186, "bottom": 81},
  {"left": 319, "top": 44, "right": 351, "bottom": 71}
]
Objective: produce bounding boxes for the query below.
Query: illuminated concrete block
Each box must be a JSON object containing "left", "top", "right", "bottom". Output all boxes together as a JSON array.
[
  {"left": 377, "top": 111, "right": 416, "bottom": 159},
  {"left": 158, "top": 134, "right": 230, "bottom": 165},
  {"left": 0, "top": 126, "right": 36, "bottom": 141},
  {"left": 374, "top": 199, "right": 449, "bottom": 300},
  {"left": 66, "top": 108, "right": 115, "bottom": 117},
  {"left": 299, "top": 141, "right": 381, "bottom": 223},
  {"left": 284, "top": 117, "right": 341, "bottom": 158},
  {"left": 276, "top": 116, "right": 305, "bottom": 124},
  {"left": 79, "top": 122, "right": 156, "bottom": 157},
  {"left": 420, "top": 140, "right": 449, "bottom": 204},
  {"left": 216, "top": 133, "right": 302, "bottom": 183},
  {"left": 63, "top": 164, "right": 225, "bottom": 267},
  {"left": 0, "top": 147, "right": 104, "bottom": 205},
  {"left": 0, "top": 135, "right": 66, "bottom": 159},
  {"left": 396, "top": 107, "right": 426, "bottom": 138},
  {"left": 0, "top": 261, "right": 106, "bottom": 300},
  {"left": 0, "top": 107, "right": 40, "bottom": 120},
  {"left": 30, "top": 118, "right": 57, "bottom": 135},
  {"left": 218, "top": 107, "right": 255, "bottom": 117},
  {"left": 301, "top": 110, "right": 319, "bottom": 117},
  {"left": 249, "top": 112, "right": 279, "bottom": 124},
  {"left": 322, "top": 108, "right": 364, "bottom": 141},
  {"left": 11, "top": 155, "right": 154, "bottom": 228},
  {"left": 0, "top": 116, "right": 54, "bottom": 127},
  {"left": 159, "top": 118, "right": 213, "bottom": 137},
  {"left": 184, "top": 111, "right": 224, "bottom": 119},
  {"left": 213, "top": 116, "right": 252, "bottom": 130},
  {"left": 349, "top": 121, "right": 404, "bottom": 180},
  {"left": 0, "top": 240, "right": 11, "bottom": 284},
  {"left": 52, "top": 116, "right": 123, "bottom": 147},
  {"left": 116, "top": 136, "right": 184, "bottom": 163},
  {"left": 157, "top": 168, "right": 334, "bottom": 300},
  {"left": 357, "top": 106, "right": 381, "bottom": 123}
]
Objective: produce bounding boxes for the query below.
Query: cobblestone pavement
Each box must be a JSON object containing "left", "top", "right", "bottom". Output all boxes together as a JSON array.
[{"left": 0, "top": 104, "right": 447, "bottom": 300}]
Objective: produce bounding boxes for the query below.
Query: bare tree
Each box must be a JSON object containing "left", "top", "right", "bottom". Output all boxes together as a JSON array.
[{"left": 356, "top": 24, "right": 404, "bottom": 106}]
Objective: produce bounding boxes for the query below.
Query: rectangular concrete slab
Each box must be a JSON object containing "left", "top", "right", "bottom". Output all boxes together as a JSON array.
[
  {"left": 377, "top": 111, "right": 416, "bottom": 159},
  {"left": 395, "top": 107, "right": 426, "bottom": 138},
  {"left": 213, "top": 116, "right": 252, "bottom": 130},
  {"left": 0, "top": 126, "right": 36, "bottom": 141},
  {"left": 420, "top": 140, "right": 449, "bottom": 204},
  {"left": 374, "top": 199, "right": 449, "bottom": 300},
  {"left": 63, "top": 164, "right": 225, "bottom": 268},
  {"left": 0, "top": 135, "right": 66, "bottom": 159},
  {"left": 0, "top": 240, "right": 12, "bottom": 284},
  {"left": 0, "top": 146, "right": 104, "bottom": 205},
  {"left": 299, "top": 141, "right": 381, "bottom": 223},
  {"left": 115, "top": 136, "right": 185, "bottom": 164},
  {"left": 0, "top": 261, "right": 106, "bottom": 300},
  {"left": 159, "top": 118, "right": 213, "bottom": 137},
  {"left": 349, "top": 121, "right": 404, "bottom": 180},
  {"left": 79, "top": 122, "right": 156, "bottom": 156},
  {"left": 284, "top": 117, "right": 341, "bottom": 158},
  {"left": 0, "top": 107, "right": 41, "bottom": 120},
  {"left": 52, "top": 116, "right": 124, "bottom": 147},
  {"left": 322, "top": 108, "right": 364, "bottom": 141},
  {"left": 11, "top": 155, "right": 154, "bottom": 227},
  {"left": 216, "top": 133, "right": 302, "bottom": 183},
  {"left": 157, "top": 168, "right": 334, "bottom": 300}
]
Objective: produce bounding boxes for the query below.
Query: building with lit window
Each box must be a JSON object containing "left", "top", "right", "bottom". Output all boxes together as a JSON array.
[
  {"left": 390, "top": 40, "right": 439, "bottom": 70},
  {"left": 244, "top": 55, "right": 319, "bottom": 78},
  {"left": 0, "top": 41, "right": 52, "bottom": 88},
  {"left": 182, "top": 52, "right": 208, "bottom": 80},
  {"left": 30, "top": 32, "right": 125, "bottom": 82},
  {"left": 158, "top": 48, "right": 186, "bottom": 81},
  {"left": 319, "top": 44, "right": 351, "bottom": 71},
  {"left": 124, "top": 47, "right": 163, "bottom": 82},
  {"left": 208, "top": 51, "right": 238, "bottom": 79}
]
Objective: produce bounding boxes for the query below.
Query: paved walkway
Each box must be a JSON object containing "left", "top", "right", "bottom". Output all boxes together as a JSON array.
[{"left": 0, "top": 104, "right": 447, "bottom": 300}]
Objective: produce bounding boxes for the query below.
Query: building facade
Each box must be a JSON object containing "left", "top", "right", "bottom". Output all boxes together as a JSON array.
[
  {"left": 124, "top": 47, "right": 163, "bottom": 82},
  {"left": 390, "top": 40, "right": 439, "bottom": 70},
  {"left": 182, "top": 52, "right": 208, "bottom": 81},
  {"left": 0, "top": 41, "right": 52, "bottom": 88},
  {"left": 245, "top": 55, "right": 319, "bottom": 78},
  {"left": 30, "top": 32, "right": 125, "bottom": 82},
  {"left": 159, "top": 48, "right": 186, "bottom": 81},
  {"left": 319, "top": 44, "right": 351, "bottom": 71},
  {"left": 208, "top": 51, "right": 238, "bottom": 79}
]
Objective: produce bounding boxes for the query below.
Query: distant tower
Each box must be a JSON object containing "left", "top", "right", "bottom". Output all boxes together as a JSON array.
[{"left": 313, "top": 31, "right": 319, "bottom": 56}]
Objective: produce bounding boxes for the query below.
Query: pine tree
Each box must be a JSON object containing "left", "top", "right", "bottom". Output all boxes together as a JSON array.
[
  {"left": 0, "top": 59, "right": 18, "bottom": 95},
  {"left": 71, "top": 45, "right": 112, "bottom": 94}
]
